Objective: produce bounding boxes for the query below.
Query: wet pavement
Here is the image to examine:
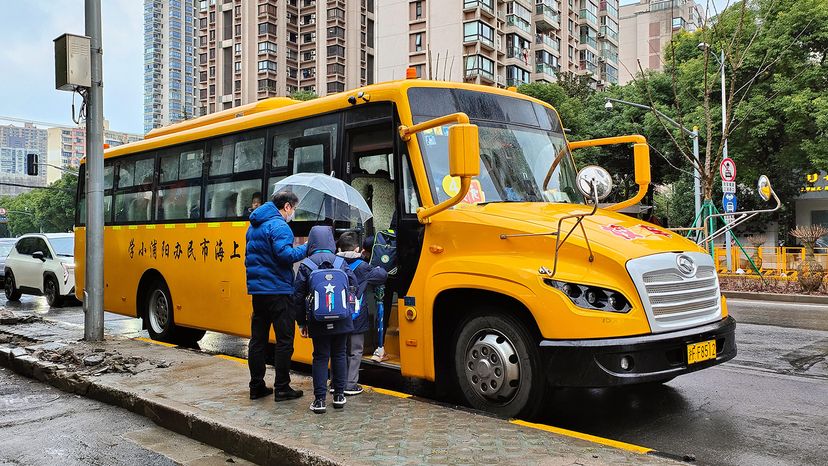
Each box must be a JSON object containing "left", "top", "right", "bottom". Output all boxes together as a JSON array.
[
  {"left": 0, "top": 365, "right": 252, "bottom": 465},
  {"left": 3, "top": 295, "right": 827, "bottom": 466}
]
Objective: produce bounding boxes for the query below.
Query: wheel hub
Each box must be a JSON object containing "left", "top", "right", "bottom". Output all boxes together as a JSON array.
[
  {"left": 148, "top": 289, "right": 169, "bottom": 334},
  {"left": 465, "top": 332, "right": 520, "bottom": 402}
]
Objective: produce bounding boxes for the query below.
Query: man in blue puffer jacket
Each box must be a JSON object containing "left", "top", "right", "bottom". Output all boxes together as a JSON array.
[{"left": 245, "top": 190, "right": 307, "bottom": 401}]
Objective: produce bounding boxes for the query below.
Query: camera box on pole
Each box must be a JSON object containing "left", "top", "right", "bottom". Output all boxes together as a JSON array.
[{"left": 54, "top": 33, "right": 91, "bottom": 91}]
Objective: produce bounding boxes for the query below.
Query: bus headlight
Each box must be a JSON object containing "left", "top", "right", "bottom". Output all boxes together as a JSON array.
[{"left": 544, "top": 279, "right": 631, "bottom": 313}]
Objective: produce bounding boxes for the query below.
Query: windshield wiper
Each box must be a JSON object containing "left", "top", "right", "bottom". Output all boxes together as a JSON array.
[{"left": 476, "top": 200, "right": 524, "bottom": 206}]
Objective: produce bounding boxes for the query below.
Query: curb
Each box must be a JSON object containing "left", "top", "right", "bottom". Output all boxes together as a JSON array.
[
  {"left": 0, "top": 343, "right": 343, "bottom": 466},
  {"left": 722, "top": 290, "right": 828, "bottom": 305}
]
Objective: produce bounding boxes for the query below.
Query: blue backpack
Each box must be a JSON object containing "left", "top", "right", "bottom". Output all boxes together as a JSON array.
[{"left": 302, "top": 257, "right": 352, "bottom": 322}]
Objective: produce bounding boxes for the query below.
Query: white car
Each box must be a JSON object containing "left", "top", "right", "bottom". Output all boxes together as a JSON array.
[{"left": 4, "top": 233, "right": 76, "bottom": 307}]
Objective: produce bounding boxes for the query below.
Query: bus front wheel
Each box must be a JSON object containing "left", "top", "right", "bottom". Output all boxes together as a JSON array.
[
  {"left": 453, "top": 313, "right": 549, "bottom": 419},
  {"left": 144, "top": 279, "right": 205, "bottom": 345}
]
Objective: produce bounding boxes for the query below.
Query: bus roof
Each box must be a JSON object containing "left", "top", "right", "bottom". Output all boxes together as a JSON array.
[{"left": 97, "top": 79, "right": 555, "bottom": 162}]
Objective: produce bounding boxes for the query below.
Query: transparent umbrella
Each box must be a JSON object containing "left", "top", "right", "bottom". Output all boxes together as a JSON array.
[{"left": 272, "top": 173, "right": 373, "bottom": 224}]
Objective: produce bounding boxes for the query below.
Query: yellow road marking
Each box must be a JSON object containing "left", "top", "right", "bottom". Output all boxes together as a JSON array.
[
  {"left": 215, "top": 354, "right": 248, "bottom": 365},
  {"left": 366, "top": 386, "right": 412, "bottom": 398},
  {"left": 134, "top": 337, "right": 177, "bottom": 348},
  {"left": 510, "top": 419, "right": 653, "bottom": 454}
]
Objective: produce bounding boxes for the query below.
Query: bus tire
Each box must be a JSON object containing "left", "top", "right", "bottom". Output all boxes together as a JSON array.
[
  {"left": 453, "top": 312, "right": 548, "bottom": 419},
  {"left": 143, "top": 278, "right": 206, "bottom": 345},
  {"left": 4, "top": 270, "right": 22, "bottom": 301}
]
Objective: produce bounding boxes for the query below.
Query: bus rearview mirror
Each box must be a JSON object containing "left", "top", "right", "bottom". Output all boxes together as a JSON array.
[{"left": 448, "top": 124, "right": 480, "bottom": 178}]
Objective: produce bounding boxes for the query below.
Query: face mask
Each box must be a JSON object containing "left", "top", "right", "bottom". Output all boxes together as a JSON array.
[{"left": 285, "top": 208, "right": 296, "bottom": 223}]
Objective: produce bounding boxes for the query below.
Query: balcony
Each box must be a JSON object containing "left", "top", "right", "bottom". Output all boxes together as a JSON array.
[
  {"left": 506, "top": 77, "right": 529, "bottom": 87},
  {"left": 535, "top": 62, "right": 557, "bottom": 79},
  {"left": 580, "top": 60, "right": 598, "bottom": 74},
  {"left": 534, "top": 4, "right": 560, "bottom": 31},
  {"left": 506, "top": 15, "right": 531, "bottom": 34},
  {"left": 599, "top": 25, "right": 619, "bottom": 42},
  {"left": 464, "top": 34, "right": 495, "bottom": 50},
  {"left": 463, "top": 1, "right": 495, "bottom": 18},
  {"left": 465, "top": 67, "right": 495, "bottom": 83},
  {"left": 535, "top": 34, "right": 560, "bottom": 52},
  {"left": 580, "top": 36, "right": 598, "bottom": 49},
  {"left": 579, "top": 9, "right": 598, "bottom": 24}
]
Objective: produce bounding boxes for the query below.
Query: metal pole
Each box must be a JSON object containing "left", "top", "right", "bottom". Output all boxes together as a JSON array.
[
  {"left": 692, "top": 126, "right": 701, "bottom": 228},
  {"left": 84, "top": 0, "right": 104, "bottom": 341},
  {"left": 721, "top": 50, "right": 732, "bottom": 272}
]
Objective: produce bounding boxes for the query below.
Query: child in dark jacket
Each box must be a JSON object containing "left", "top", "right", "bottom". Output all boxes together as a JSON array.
[
  {"left": 336, "top": 232, "right": 388, "bottom": 396},
  {"left": 294, "top": 226, "right": 357, "bottom": 414}
]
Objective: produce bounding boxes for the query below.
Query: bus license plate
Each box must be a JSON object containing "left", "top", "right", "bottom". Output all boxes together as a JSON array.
[{"left": 687, "top": 339, "right": 716, "bottom": 364}]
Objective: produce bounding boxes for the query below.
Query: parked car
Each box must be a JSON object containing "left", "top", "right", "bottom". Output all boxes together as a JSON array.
[
  {"left": 0, "top": 238, "right": 17, "bottom": 284},
  {"left": 4, "top": 233, "right": 76, "bottom": 307}
]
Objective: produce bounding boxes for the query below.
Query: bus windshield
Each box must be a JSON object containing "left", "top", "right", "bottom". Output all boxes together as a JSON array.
[{"left": 409, "top": 87, "right": 583, "bottom": 205}]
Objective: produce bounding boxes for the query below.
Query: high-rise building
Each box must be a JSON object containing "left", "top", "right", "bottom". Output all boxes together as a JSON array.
[
  {"left": 46, "top": 123, "right": 142, "bottom": 184},
  {"left": 196, "top": 0, "right": 375, "bottom": 116},
  {"left": 144, "top": 0, "right": 199, "bottom": 133},
  {"left": 0, "top": 123, "right": 48, "bottom": 196},
  {"left": 576, "top": 0, "right": 620, "bottom": 87},
  {"left": 376, "top": 1, "right": 615, "bottom": 89},
  {"left": 618, "top": 0, "right": 702, "bottom": 84}
]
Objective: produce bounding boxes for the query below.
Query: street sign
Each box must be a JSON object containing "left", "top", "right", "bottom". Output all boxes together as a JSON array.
[
  {"left": 722, "top": 181, "right": 736, "bottom": 193},
  {"left": 720, "top": 158, "right": 736, "bottom": 182},
  {"left": 722, "top": 193, "right": 738, "bottom": 213},
  {"left": 725, "top": 214, "right": 735, "bottom": 224}
]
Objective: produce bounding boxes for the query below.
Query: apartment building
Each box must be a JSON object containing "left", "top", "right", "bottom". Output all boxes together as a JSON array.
[
  {"left": 576, "top": 0, "right": 620, "bottom": 86},
  {"left": 618, "top": 0, "right": 702, "bottom": 84},
  {"left": 46, "top": 123, "right": 142, "bottom": 184},
  {"left": 196, "top": 0, "right": 375, "bottom": 115},
  {"left": 376, "top": 0, "right": 618, "bottom": 89},
  {"left": 144, "top": 0, "right": 200, "bottom": 133},
  {"left": 0, "top": 123, "right": 48, "bottom": 196}
]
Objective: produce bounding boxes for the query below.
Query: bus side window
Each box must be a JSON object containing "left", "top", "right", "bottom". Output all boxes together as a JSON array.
[{"left": 401, "top": 155, "right": 420, "bottom": 215}]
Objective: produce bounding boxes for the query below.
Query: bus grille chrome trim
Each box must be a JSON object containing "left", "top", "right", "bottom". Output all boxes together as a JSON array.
[{"left": 627, "top": 253, "right": 722, "bottom": 333}]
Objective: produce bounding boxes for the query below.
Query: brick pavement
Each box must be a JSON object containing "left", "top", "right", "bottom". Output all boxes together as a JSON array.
[{"left": 0, "top": 312, "right": 681, "bottom": 466}]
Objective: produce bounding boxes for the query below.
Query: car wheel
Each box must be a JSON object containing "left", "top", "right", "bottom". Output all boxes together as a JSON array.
[
  {"left": 144, "top": 278, "right": 205, "bottom": 345},
  {"left": 453, "top": 312, "right": 550, "bottom": 419},
  {"left": 4, "top": 270, "right": 22, "bottom": 301},
  {"left": 44, "top": 276, "right": 64, "bottom": 307}
]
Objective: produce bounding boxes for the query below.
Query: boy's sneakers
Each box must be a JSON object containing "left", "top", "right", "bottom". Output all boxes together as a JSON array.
[
  {"left": 371, "top": 347, "right": 389, "bottom": 362},
  {"left": 344, "top": 385, "right": 364, "bottom": 396},
  {"left": 332, "top": 393, "right": 346, "bottom": 409},
  {"left": 310, "top": 398, "right": 326, "bottom": 414}
]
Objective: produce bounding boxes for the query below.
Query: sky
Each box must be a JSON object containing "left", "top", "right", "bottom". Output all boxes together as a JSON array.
[
  {"left": 0, "top": 0, "right": 143, "bottom": 134},
  {"left": 0, "top": 0, "right": 732, "bottom": 137}
]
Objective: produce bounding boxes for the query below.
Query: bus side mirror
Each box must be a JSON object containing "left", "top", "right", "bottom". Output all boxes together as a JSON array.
[
  {"left": 633, "top": 143, "right": 650, "bottom": 185},
  {"left": 448, "top": 124, "right": 480, "bottom": 178}
]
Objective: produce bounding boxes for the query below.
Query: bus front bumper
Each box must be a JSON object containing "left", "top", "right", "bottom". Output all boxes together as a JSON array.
[{"left": 539, "top": 316, "right": 736, "bottom": 387}]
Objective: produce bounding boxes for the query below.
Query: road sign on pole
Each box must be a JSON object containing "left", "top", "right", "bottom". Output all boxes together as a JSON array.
[
  {"left": 722, "top": 181, "right": 736, "bottom": 193},
  {"left": 720, "top": 158, "right": 736, "bottom": 182},
  {"left": 722, "top": 193, "right": 737, "bottom": 213}
]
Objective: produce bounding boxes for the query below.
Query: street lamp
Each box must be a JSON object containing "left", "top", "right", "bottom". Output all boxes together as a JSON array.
[
  {"left": 603, "top": 97, "right": 702, "bottom": 227},
  {"left": 698, "top": 42, "right": 732, "bottom": 271}
]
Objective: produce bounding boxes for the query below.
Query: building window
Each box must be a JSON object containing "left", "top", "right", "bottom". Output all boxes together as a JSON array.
[
  {"left": 327, "top": 8, "right": 344, "bottom": 20},
  {"left": 464, "top": 54, "right": 495, "bottom": 80},
  {"left": 257, "top": 60, "right": 278, "bottom": 72},
  {"left": 327, "top": 26, "right": 345, "bottom": 40},
  {"left": 327, "top": 45, "right": 345, "bottom": 58},
  {"left": 415, "top": 1, "right": 423, "bottom": 19},
  {"left": 258, "top": 41, "right": 277, "bottom": 54},
  {"left": 234, "top": 61, "right": 241, "bottom": 72},
  {"left": 327, "top": 63, "right": 345, "bottom": 75},
  {"left": 413, "top": 33, "right": 423, "bottom": 52},
  {"left": 258, "top": 78, "right": 278, "bottom": 92},
  {"left": 327, "top": 82, "right": 345, "bottom": 94},
  {"left": 463, "top": 21, "right": 494, "bottom": 47},
  {"left": 258, "top": 22, "right": 277, "bottom": 36}
]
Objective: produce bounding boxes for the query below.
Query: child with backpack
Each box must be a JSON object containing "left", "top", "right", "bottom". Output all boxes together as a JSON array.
[
  {"left": 336, "top": 232, "right": 388, "bottom": 396},
  {"left": 294, "top": 226, "right": 358, "bottom": 414}
]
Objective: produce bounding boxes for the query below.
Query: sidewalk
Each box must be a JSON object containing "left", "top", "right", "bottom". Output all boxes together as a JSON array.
[{"left": 0, "top": 311, "right": 680, "bottom": 466}]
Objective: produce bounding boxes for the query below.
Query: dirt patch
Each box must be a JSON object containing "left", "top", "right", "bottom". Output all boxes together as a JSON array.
[
  {"left": 30, "top": 345, "right": 171, "bottom": 376},
  {"left": 0, "top": 309, "right": 43, "bottom": 325}
]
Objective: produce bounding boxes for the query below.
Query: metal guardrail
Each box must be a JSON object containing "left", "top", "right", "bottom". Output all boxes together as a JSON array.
[{"left": 712, "top": 246, "right": 828, "bottom": 278}]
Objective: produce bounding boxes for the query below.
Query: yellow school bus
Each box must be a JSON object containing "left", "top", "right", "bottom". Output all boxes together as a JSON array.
[{"left": 75, "top": 79, "right": 735, "bottom": 418}]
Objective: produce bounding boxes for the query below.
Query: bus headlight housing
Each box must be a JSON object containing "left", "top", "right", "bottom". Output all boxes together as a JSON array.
[{"left": 544, "top": 279, "right": 631, "bottom": 313}]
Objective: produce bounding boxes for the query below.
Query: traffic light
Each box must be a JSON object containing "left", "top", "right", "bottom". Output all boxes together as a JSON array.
[{"left": 26, "top": 153, "right": 38, "bottom": 176}]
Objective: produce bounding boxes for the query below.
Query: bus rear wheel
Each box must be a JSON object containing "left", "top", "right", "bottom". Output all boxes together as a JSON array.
[
  {"left": 453, "top": 313, "right": 549, "bottom": 419},
  {"left": 144, "top": 279, "right": 205, "bottom": 345}
]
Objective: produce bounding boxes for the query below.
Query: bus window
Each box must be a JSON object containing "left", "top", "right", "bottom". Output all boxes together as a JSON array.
[
  {"left": 157, "top": 185, "right": 201, "bottom": 221},
  {"left": 118, "top": 158, "right": 154, "bottom": 188},
  {"left": 401, "top": 155, "right": 420, "bottom": 215},
  {"left": 114, "top": 191, "right": 153, "bottom": 222},
  {"left": 209, "top": 131, "right": 265, "bottom": 176},
  {"left": 205, "top": 179, "right": 261, "bottom": 219}
]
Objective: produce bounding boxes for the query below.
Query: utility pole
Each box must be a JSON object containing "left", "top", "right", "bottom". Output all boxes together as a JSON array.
[
  {"left": 720, "top": 49, "right": 732, "bottom": 272},
  {"left": 84, "top": 0, "right": 104, "bottom": 341}
]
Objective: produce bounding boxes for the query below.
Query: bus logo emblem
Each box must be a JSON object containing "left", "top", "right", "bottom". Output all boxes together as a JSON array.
[{"left": 676, "top": 255, "right": 697, "bottom": 278}]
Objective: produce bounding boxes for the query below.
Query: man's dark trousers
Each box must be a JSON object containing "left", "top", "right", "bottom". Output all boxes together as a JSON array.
[{"left": 249, "top": 295, "right": 295, "bottom": 391}]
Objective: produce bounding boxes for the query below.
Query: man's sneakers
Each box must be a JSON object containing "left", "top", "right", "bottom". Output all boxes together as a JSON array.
[
  {"left": 310, "top": 398, "right": 326, "bottom": 414},
  {"left": 332, "top": 393, "right": 346, "bottom": 409},
  {"left": 249, "top": 385, "right": 274, "bottom": 400},
  {"left": 344, "top": 385, "right": 364, "bottom": 396},
  {"left": 274, "top": 387, "right": 304, "bottom": 402},
  {"left": 371, "top": 347, "right": 389, "bottom": 362}
]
